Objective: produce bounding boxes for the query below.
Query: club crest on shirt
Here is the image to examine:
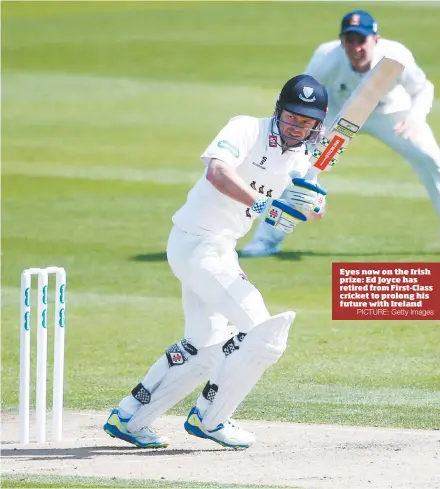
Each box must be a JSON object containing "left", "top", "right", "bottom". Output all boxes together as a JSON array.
[{"left": 269, "top": 135, "right": 277, "bottom": 147}]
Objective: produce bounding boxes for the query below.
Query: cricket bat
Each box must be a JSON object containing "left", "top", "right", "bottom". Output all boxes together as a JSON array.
[{"left": 305, "top": 56, "right": 404, "bottom": 180}]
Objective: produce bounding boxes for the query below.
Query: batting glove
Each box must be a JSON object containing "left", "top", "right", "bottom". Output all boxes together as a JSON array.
[
  {"left": 284, "top": 178, "right": 327, "bottom": 214},
  {"left": 251, "top": 197, "right": 307, "bottom": 234}
]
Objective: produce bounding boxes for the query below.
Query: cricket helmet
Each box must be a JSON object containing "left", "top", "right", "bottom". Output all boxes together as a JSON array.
[{"left": 276, "top": 74, "right": 328, "bottom": 124}]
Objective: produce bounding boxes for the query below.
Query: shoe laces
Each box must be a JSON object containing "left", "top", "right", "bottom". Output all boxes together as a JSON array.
[
  {"left": 139, "top": 425, "right": 156, "bottom": 436},
  {"left": 225, "top": 418, "right": 241, "bottom": 429}
]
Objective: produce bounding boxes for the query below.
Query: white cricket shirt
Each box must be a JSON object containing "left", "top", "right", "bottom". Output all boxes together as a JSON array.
[
  {"left": 305, "top": 38, "right": 434, "bottom": 120},
  {"left": 172, "top": 116, "right": 311, "bottom": 239}
]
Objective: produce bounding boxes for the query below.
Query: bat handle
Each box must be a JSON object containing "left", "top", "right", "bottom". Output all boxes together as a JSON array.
[{"left": 304, "top": 166, "right": 319, "bottom": 181}]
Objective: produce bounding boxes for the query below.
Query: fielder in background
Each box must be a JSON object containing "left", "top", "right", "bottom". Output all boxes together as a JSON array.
[
  {"left": 104, "top": 75, "right": 329, "bottom": 449},
  {"left": 242, "top": 9, "right": 440, "bottom": 257}
]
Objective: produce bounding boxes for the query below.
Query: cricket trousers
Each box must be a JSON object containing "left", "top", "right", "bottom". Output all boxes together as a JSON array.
[{"left": 166, "top": 226, "right": 271, "bottom": 349}]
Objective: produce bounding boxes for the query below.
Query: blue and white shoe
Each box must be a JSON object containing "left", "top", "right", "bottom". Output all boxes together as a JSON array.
[
  {"left": 104, "top": 408, "right": 169, "bottom": 448},
  {"left": 184, "top": 406, "right": 254, "bottom": 449},
  {"left": 239, "top": 239, "right": 281, "bottom": 258}
]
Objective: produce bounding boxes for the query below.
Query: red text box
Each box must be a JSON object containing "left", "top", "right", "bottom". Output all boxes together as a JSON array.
[{"left": 332, "top": 262, "right": 440, "bottom": 320}]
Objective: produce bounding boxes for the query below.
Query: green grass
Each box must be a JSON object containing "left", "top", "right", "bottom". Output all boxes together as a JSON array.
[
  {"left": 2, "top": 0, "right": 440, "bottom": 441},
  {"left": 0, "top": 474, "right": 288, "bottom": 489}
]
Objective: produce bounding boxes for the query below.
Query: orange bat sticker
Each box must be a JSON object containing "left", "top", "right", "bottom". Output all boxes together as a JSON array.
[{"left": 313, "top": 135, "right": 345, "bottom": 171}]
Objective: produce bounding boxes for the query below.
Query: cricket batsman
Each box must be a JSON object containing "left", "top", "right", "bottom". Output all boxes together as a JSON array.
[{"left": 104, "top": 75, "right": 328, "bottom": 449}]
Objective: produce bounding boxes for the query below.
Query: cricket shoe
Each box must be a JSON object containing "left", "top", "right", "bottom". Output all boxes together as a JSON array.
[
  {"left": 184, "top": 406, "right": 255, "bottom": 449},
  {"left": 239, "top": 239, "right": 281, "bottom": 258},
  {"left": 104, "top": 408, "right": 169, "bottom": 448}
]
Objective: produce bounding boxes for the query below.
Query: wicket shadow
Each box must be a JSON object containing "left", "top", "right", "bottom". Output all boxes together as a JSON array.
[{"left": 1, "top": 446, "right": 225, "bottom": 461}]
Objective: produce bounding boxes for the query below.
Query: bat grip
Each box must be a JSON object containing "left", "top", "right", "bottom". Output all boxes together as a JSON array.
[{"left": 305, "top": 166, "right": 319, "bottom": 181}]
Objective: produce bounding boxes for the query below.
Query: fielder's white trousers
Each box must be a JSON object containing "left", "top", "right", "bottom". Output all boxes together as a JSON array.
[{"left": 166, "top": 226, "right": 270, "bottom": 349}]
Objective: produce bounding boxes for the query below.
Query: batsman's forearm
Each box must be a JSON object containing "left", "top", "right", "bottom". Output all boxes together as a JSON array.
[{"left": 206, "top": 158, "right": 259, "bottom": 206}]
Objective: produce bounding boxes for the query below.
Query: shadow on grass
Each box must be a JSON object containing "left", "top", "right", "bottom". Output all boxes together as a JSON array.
[
  {"left": 131, "top": 253, "right": 167, "bottom": 262},
  {"left": 268, "top": 250, "right": 440, "bottom": 261},
  {"left": 131, "top": 250, "right": 439, "bottom": 263},
  {"left": 1, "top": 446, "right": 224, "bottom": 461}
]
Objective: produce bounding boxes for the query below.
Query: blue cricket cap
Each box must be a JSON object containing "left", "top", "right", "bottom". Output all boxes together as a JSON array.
[{"left": 340, "top": 10, "right": 378, "bottom": 37}]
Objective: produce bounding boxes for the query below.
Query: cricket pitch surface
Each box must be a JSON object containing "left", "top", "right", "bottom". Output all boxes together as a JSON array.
[{"left": 1, "top": 411, "right": 439, "bottom": 489}]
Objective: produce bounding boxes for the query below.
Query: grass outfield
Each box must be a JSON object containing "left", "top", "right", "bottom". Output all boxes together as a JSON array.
[{"left": 2, "top": 0, "right": 440, "bottom": 436}]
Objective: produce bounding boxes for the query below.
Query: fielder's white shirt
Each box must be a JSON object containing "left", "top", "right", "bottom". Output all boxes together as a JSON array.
[
  {"left": 172, "top": 116, "right": 311, "bottom": 239},
  {"left": 305, "top": 39, "right": 434, "bottom": 120}
]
